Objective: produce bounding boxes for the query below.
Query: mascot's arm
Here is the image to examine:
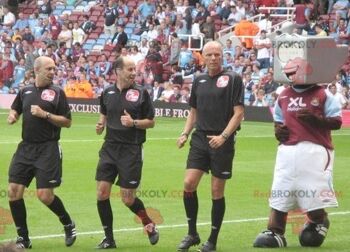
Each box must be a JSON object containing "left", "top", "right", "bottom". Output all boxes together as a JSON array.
[
  {"left": 273, "top": 98, "right": 290, "bottom": 142},
  {"left": 296, "top": 109, "right": 342, "bottom": 130},
  {"left": 297, "top": 90, "right": 342, "bottom": 130},
  {"left": 274, "top": 122, "right": 290, "bottom": 142}
]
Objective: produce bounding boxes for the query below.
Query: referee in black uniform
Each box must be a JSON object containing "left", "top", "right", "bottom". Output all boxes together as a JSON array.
[
  {"left": 95, "top": 56, "right": 159, "bottom": 249},
  {"left": 7, "top": 56, "right": 76, "bottom": 249},
  {"left": 176, "top": 41, "right": 245, "bottom": 252}
]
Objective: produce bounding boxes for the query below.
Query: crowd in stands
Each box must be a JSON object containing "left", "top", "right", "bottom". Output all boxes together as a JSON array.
[{"left": 0, "top": 0, "right": 349, "bottom": 109}]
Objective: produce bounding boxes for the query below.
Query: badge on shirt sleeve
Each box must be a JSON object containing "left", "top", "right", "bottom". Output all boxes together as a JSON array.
[
  {"left": 216, "top": 75, "right": 229, "bottom": 88},
  {"left": 126, "top": 89, "right": 140, "bottom": 102},
  {"left": 310, "top": 97, "right": 320, "bottom": 107},
  {"left": 41, "top": 89, "right": 56, "bottom": 102}
]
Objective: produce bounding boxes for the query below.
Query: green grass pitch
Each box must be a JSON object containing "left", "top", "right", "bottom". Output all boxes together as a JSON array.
[{"left": 0, "top": 110, "right": 349, "bottom": 251}]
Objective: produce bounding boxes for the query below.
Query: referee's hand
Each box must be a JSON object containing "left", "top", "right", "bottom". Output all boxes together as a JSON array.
[
  {"left": 207, "top": 135, "right": 225, "bottom": 149},
  {"left": 177, "top": 135, "right": 187, "bottom": 148},
  {"left": 7, "top": 114, "right": 17, "bottom": 124},
  {"left": 96, "top": 122, "right": 105, "bottom": 135},
  {"left": 121, "top": 110, "right": 133, "bottom": 127},
  {"left": 31, "top": 105, "right": 46, "bottom": 118}
]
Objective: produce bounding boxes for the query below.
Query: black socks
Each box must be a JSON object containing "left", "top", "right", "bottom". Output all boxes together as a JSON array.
[
  {"left": 97, "top": 199, "right": 114, "bottom": 240},
  {"left": 47, "top": 195, "right": 72, "bottom": 226},
  {"left": 9, "top": 199, "right": 29, "bottom": 240},
  {"left": 208, "top": 197, "right": 225, "bottom": 245},
  {"left": 128, "top": 197, "right": 152, "bottom": 226},
  {"left": 183, "top": 191, "right": 198, "bottom": 236}
]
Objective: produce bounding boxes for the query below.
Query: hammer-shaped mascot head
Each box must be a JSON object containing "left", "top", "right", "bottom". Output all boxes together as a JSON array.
[{"left": 273, "top": 34, "right": 348, "bottom": 85}]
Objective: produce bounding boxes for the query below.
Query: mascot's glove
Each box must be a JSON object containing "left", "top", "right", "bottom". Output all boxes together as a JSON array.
[
  {"left": 274, "top": 122, "right": 290, "bottom": 143},
  {"left": 296, "top": 109, "right": 320, "bottom": 127},
  {"left": 296, "top": 109, "right": 342, "bottom": 130}
]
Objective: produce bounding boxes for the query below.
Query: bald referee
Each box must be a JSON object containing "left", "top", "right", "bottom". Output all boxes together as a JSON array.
[
  {"left": 176, "top": 41, "right": 245, "bottom": 252},
  {"left": 7, "top": 56, "right": 76, "bottom": 249}
]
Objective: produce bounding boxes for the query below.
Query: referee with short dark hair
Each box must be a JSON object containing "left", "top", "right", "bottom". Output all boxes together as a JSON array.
[
  {"left": 7, "top": 56, "right": 76, "bottom": 249},
  {"left": 176, "top": 41, "right": 245, "bottom": 252},
  {"left": 95, "top": 56, "right": 159, "bottom": 249}
]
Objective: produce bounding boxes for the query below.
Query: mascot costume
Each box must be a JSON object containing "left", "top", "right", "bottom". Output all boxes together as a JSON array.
[{"left": 253, "top": 34, "right": 348, "bottom": 248}]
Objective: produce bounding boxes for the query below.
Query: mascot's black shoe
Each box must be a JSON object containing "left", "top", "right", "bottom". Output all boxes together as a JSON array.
[
  {"left": 299, "top": 218, "right": 330, "bottom": 247},
  {"left": 253, "top": 230, "right": 287, "bottom": 248}
]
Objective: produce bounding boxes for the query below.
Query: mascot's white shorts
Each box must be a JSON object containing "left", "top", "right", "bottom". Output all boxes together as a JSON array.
[{"left": 269, "top": 141, "right": 338, "bottom": 213}]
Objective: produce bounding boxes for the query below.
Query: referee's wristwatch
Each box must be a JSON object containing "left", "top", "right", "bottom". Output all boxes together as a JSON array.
[
  {"left": 221, "top": 131, "right": 229, "bottom": 140},
  {"left": 46, "top": 112, "right": 51, "bottom": 120},
  {"left": 180, "top": 132, "right": 189, "bottom": 138}
]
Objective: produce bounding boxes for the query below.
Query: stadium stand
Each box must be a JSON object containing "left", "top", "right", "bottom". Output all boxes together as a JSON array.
[{"left": 0, "top": 0, "right": 348, "bottom": 106}]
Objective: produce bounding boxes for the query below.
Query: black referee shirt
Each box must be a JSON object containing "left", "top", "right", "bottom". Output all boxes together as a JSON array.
[
  {"left": 189, "top": 70, "right": 244, "bottom": 132},
  {"left": 11, "top": 84, "right": 71, "bottom": 143},
  {"left": 100, "top": 84, "right": 155, "bottom": 144}
]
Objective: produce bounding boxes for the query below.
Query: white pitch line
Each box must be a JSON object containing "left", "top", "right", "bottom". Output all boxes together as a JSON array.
[
  {"left": 0, "top": 138, "right": 175, "bottom": 144},
  {"left": 1, "top": 133, "right": 350, "bottom": 145},
  {"left": 1, "top": 211, "right": 349, "bottom": 242}
]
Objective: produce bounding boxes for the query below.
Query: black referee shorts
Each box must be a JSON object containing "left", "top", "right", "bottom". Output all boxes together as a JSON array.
[
  {"left": 8, "top": 141, "right": 62, "bottom": 188},
  {"left": 95, "top": 142, "right": 143, "bottom": 189},
  {"left": 187, "top": 130, "right": 235, "bottom": 179}
]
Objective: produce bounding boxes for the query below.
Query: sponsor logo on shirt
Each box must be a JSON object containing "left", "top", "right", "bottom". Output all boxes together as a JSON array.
[
  {"left": 126, "top": 89, "right": 140, "bottom": 102},
  {"left": 41, "top": 89, "right": 55, "bottom": 102},
  {"left": 216, "top": 75, "right": 229, "bottom": 88},
  {"left": 287, "top": 97, "right": 306, "bottom": 111},
  {"left": 24, "top": 90, "right": 32, "bottom": 95},
  {"left": 310, "top": 97, "right": 320, "bottom": 107}
]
